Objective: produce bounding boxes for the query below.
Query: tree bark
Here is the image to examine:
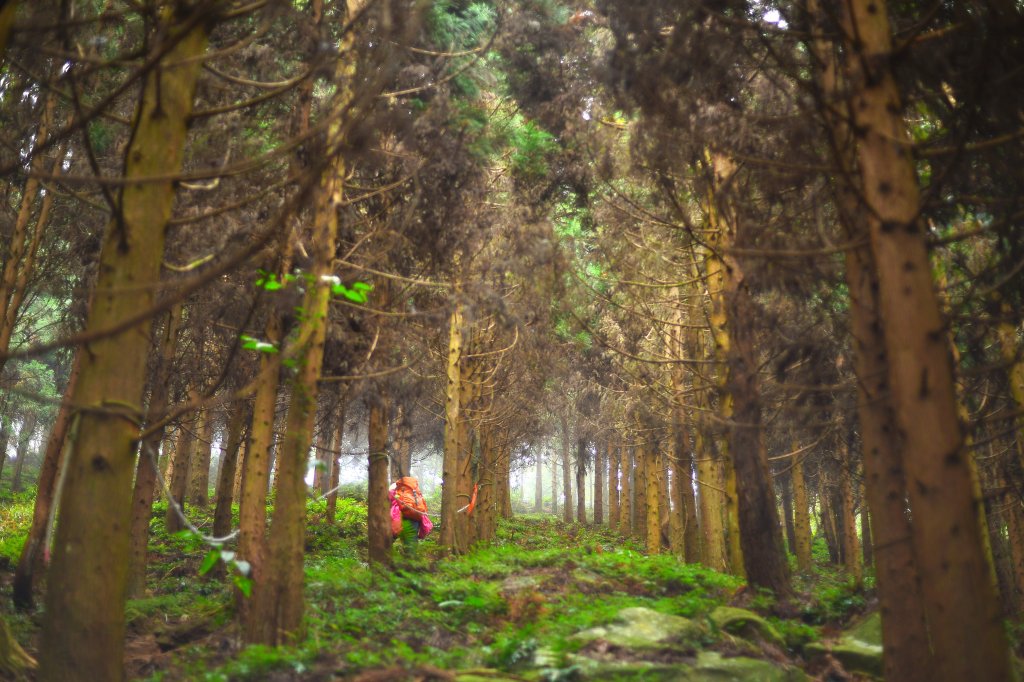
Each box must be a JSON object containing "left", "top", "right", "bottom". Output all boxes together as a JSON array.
[
  {"left": 165, "top": 404, "right": 197, "bottom": 534},
  {"left": 839, "top": 443, "right": 863, "bottom": 584},
  {"left": 792, "top": 455, "right": 813, "bottom": 571},
  {"left": 367, "top": 395, "right": 392, "bottom": 564},
  {"left": 534, "top": 450, "right": 543, "bottom": 513},
  {"left": 187, "top": 407, "right": 214, "bottom": 507},
  {"left": 38, "top": 11, "right": 210, "bottom": 679},
  {"left": 841, "top": 0, "right": 1012, "bottom": 674},
  {"left": 440, "top": 295, "right": 464, "bottom": 551},
  {"left": 645, "top": 443, "right": 661, "bottom": 554},
  {"left": 619, "top": 445, "right": 631, "bottom": 535},
  {"left": 780, "top": 470, "right": 797, "bottom": 556},
  {"left": 576, "top": 438, "right": 587, "bottom": 524},
  {"left": 594, "top": 439, "right": 604, "bottom": 525},
  {"left": 608, "top": 439, "right": 620, "bottom": 531},
  {"left": 560, "top": 412, "right": 574, "bottom": 522},
  {"left": 707, "top": 153, "right": 787, "bottom": 595},
  {"left": 10, "top": 411, "right": 37, "bottom": 493},
  {"left": 325, "top": 401, "right": 346, "bottom": 522},
  {"left": 551, "top": 448, "right": 559, "bottom": 517},
  {"left": 126, "top": 305, "right": 182, "bottom": 598},
  {"left": 13, "top": 353, "right": 80, "bottom": 609},
  {"left": 212, "top": 402, "right": 247, "bottom": 538}
]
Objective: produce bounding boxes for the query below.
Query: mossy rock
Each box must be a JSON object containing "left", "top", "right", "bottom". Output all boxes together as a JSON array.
[
  {"left": 708, "top": 606, "right": 786, "bottom": 648},
  {"left": 805, "top": 612, "right": 882, "bottom": 678},
  {"left": 565, "top": 651, "right": 807, "bottom": 681},
  {"left": 571, "top": 606, "right": 706, "bottom": 650}
]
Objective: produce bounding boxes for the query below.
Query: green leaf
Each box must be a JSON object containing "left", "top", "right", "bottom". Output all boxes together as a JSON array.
[
  {"left": 233, "top": 574, "right": 254, "bottom": 598},
  {"left": 199, "top": 548, "right": 221, "bottom": 576},
  {"left": 263, "top": 279, "right": 283, "bottom": 291},
  {"left": 341, "top": 289, "right": 368, "bottom": 304},
  {"left": 350, "top": 281, "right": 373, "bottom": 293}
]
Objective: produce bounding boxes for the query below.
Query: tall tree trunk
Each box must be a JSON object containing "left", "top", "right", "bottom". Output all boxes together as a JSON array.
[
  {"left": 38, "top": 11, "right": 210, "bottom": 680},
  {"left": 11, "top": 412, "right": 37, "bottom": 493},
  {"left": 840, "top": 446, "right": 863, "bottom": 585},
  {"left": 560, "top": 412, "right": 574, "bottom": 522},
  {"left": 212, "top": 402, "right": 247, "bottom": 538},
  {"left": 645, "top": 444, "right": 661, "bottom": 554},
  {"left": 0, "top": 90, "right": 67, "bottom": 378},
  {"left": 245, "top": 50, "right": 345, "bottom": 642},
  {"left": 608, "top": 439, "right": 620, "bottom": 531},
  {"left": 325, "top": 400, "right": 346, "bottom": 523},
  {"left": 440, "top": 294, "right": 464, "bottom": 551},
  {"left": 792, "top": 455, "right": 813, "bottom": 572},
  {"left": 165, "top": 404, "right": 197, "bottom": 534},
  {"left": 187, "top": 407, "right": 214, "bottom": 507},
  {"left": 619, "top": 445, "right": 631, "bottom": 536},
  {"left": 780, "top": 470, "right": 797, "bottom": 556},
  {"left": 576, "top": 438, "right": 587, "bottom": 524},
  {"left": 127, "top": 304, "right": 182, "bottom": 598},
  {"left": 841, "top": 0, "right": 1011, "bottom": 674},
  {"left": 237, "top": 313, "right": 282, "bottom": 595},
  {"left": 860, "top": 480, "right": 873, "bottom": 569},
  {"left": 550, "top": 449, "right": 558, "bottom": 517},
  {"left": 13, "top": 353, "right": 81, "bottom": 609},
  {"left": 707, "top": 153, "right": 786, "bottom": 594},
  {"left": 0, "top": 417, "right": 10, "bottom": 485},
  {"left": 475, "top": 426, "right": 496, "bottom": 543},
  {"left": 594, "top": 440, "right": 604, "bottom": 525},
  {"left": 633, "top": 437, "right": 648, "bottom": 542},
  {"left": 367, "top": 395, "right": 392, "bottom": 564},
  {"left": 534, "top": 450, "right": 543, "bottom": 513}
]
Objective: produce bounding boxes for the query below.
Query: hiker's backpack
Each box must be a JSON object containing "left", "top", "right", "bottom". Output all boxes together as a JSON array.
[{"left": 394, "top": 476, "right": 428, "bottom": 520}]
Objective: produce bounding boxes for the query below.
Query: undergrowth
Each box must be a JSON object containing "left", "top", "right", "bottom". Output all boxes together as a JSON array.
[{"left": 0, "top": 494, "right": 888, "bottom": 680}]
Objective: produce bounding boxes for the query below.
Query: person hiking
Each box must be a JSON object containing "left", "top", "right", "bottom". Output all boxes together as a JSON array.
[{"left": 389, "top": 475, "right": 432, "bottom": 554}]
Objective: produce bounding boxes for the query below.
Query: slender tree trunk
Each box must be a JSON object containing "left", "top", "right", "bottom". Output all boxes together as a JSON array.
[
  {"left": 38, "top": 12, "right": 210, "bottom": 679},
  {"left": 534, "top": 450, "right": 543, "bottom": 513},
  {"left": 619, "top": 445, "right": 632, "bottom": 535},
  {"left": 440, "top": 295, "right": 464, "bottom": 551},
  {"left": 245, "top": 44, "right": 346, "bottom": 640},
  {"left": 165, "top": 404, "right": 197, "bottom": 534},
  {"left": 841, "top": 0, "right": 1011, "bottom": 673},
  {"left": 608, "top": 439, "right": 620, "bottom": 531},
  {"left": 645, "top": 444, "right": 661, "bottom": 554},
  {"left": 13, "top": 353, "right": 81, "bottom": 609},
  {"left": 0, "top": 90, "right": 67, "bottom": 379},
  {"left": 792, "top": 455, "right": 813, "bottom": 572},
  {"left": 634, "top": 439, "right": 648, "bottom": 542},
  {"left": 10, "top": 412, "right": 37, "bottom": 493},
  {"left": 325, "top": 401, "right": 346, "bottom": 522},
  {"left": 212, "top": 402, "right": 247, "bottom": 538},
  {"left": 780, "top": 470, "right": 797, "bottom": 556},
  {"left": 0, "top": 418, "right": 10, "bottom": 485},
  {"left": 594, "top": 440, "right": 604, "bottom": 525},
  {"left": 560, "top": 413, "right": 573, "bottom": 522},
  {"left": 551, "top": 449, "right": 558, "bottom": 517},
  {"left": 860, "top": 480, "right": 873, "bottom": 569},
  {"left": 238, "top": 315, "right": 282, "bottom": 594},
  {"left": 706, "top": 153, "right": 786, "bottom": 594},
  {"left": 839, "top": 443, "right": 863, "bottom": 584},
  {"left": 188, "top": 408, "right": 214, "bottom": 507},
  {"left": 367, "top": 395, "right": 392, "bottom": 564},
  {"left": 126, "top": 305, "right": 182, "bottom": 598},
  {"left": 576, "top": 439, "right": 587, "bottom": 524}
]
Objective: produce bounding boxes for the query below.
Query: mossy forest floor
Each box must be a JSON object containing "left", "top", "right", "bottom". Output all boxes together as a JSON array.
[{"left": 2, "top": 492, "right": 900, "bottom": 681}]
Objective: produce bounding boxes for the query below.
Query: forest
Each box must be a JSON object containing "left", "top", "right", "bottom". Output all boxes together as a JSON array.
[{"left": 0, "top": 0, "right": 1022, "bottom": 680}]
